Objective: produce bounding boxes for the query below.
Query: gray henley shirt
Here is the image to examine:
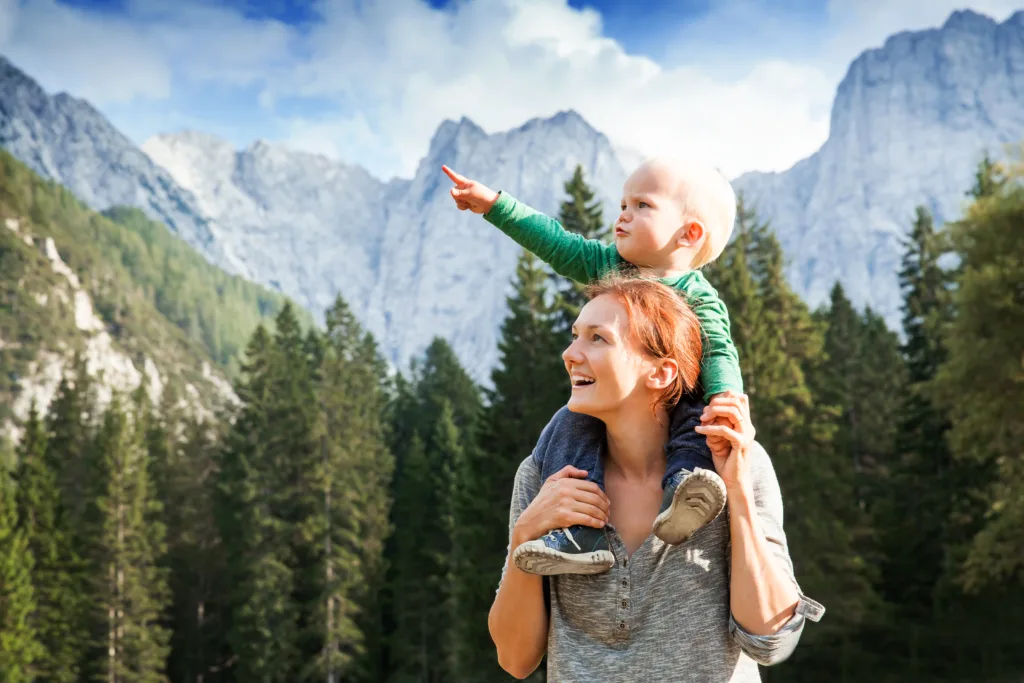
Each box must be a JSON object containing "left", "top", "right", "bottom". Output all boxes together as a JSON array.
[{"left": 498, "top": 442, "right": 824, "bottom": 682}]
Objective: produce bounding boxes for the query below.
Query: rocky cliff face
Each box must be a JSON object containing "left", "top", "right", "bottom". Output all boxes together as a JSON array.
[
  {"left": 734, "top": 9, "right": 1024, "bottom": 323},
  {"left": 143, "top": 113, "right": 626, "bottom": 381}
]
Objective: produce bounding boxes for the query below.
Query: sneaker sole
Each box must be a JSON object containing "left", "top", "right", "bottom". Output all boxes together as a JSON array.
[
  {"left": 652, "top": 468, "right": 727, "bottom": 545},
  {"left": 512, "top": 543, "right": 615, "bottom": 576}
]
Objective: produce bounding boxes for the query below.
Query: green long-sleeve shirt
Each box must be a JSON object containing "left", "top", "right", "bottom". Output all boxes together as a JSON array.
[{"left": 484, "top": 191, "right": 743, "bottom": 400}]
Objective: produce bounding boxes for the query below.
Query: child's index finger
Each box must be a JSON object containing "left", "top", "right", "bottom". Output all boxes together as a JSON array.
[{"left": 441, "top": 165, "right": 466, "bottom": 185}]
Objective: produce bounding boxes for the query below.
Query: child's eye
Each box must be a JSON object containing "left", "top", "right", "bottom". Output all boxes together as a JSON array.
[
  {"left": 620, "top": 204, "right": 626, "bottom": 211},
  {"left": 638, "top": 201, "right": 648, "bottom": 208}
]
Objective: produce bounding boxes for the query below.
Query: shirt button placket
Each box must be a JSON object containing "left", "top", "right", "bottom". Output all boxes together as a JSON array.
[{"left": 618, "top": 560, "right": 631, "bottom": 639}]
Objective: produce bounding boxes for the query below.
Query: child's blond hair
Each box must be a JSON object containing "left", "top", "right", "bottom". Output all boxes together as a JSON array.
[{"left": 639, "top": 156, "right": 737, "bottom": 268}]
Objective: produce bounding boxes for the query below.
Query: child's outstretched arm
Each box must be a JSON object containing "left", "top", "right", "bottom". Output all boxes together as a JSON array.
[{"left": 442, "top": 165, "right": 617, "bottom": 284}]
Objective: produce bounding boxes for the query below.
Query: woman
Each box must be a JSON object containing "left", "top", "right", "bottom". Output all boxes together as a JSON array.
[{"left": 488, "top": 277, "right": 823, "bottom": 681}]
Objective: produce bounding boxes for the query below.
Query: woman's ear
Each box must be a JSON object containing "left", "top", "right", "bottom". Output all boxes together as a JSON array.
[{"left": 646, "top": 358, "right": 679, "bottom": 392}]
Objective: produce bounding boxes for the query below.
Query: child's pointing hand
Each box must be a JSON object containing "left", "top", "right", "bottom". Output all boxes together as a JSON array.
[{"left": 442, "top": 165, "right": 499, "bottom": 214}]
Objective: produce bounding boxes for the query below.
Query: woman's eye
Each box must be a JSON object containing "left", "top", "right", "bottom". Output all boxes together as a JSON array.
[
  {"left": 592, "top": 334, "right": 604, "bottom": 343},
  {"left": 638, "top": 201, "right": 648, "bottom": 208},
  {"left": 571, "top": 333, "right": 578, "bottom": 341}
]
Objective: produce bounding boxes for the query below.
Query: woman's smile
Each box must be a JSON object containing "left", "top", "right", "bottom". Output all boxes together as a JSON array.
[{"left": 570, "top": 373, "right": 596, "bottom": 389}]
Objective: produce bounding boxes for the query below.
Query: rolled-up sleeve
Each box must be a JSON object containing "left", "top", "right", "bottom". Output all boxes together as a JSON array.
[{"left": 729, "top": 593, "right": 825, "bottom": 665}]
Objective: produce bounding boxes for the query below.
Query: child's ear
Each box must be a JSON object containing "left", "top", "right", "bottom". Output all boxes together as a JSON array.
[{"left": 677, "top": 220, "right": 705, "bottom": 248}]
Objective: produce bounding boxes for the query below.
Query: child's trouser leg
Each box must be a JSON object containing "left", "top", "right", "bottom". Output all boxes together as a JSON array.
[
  {"left": 653, "top": 396, "right": 727, "bottom": 545},
  {"left": 514, "top": 406, "right": 614, "bottom": 576},
  {"left": 534, "top": 405, "right": 608, "bottom": 490},
  {"left": 661, "top": 397, "right": 716, "bottom": 487}
]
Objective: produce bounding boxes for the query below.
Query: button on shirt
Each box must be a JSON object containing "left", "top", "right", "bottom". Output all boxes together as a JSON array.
[{"left": 498, "top": 443, "right": 824, "bottom": 682}]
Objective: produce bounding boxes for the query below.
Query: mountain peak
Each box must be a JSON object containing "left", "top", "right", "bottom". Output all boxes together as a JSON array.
[
  {"left": 941, "top": 8, "right": 997, "bottom": 32},
  {"left": 0, "top": 55, "right": 48, "bottom": 98}
]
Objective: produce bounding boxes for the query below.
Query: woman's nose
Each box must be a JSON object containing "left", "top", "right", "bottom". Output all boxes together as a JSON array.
[{"left": 562, "top": 340, "right": 583, "bottom": 364}]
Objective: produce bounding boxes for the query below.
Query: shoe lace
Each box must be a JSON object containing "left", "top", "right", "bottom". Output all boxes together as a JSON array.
[{"left": 545, "top": 527, "right": 582, "bottom": 551}]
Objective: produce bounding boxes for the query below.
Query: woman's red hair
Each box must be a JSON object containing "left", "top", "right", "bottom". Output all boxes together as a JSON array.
[{"left": 584, "top": 276, "right": 703, "bottom": 413}]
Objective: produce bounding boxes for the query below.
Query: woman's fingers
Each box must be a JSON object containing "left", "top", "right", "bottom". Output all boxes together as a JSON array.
[
  {"left": 695, "top": 423, "right": 741, "bottom": 444},
  {"left": 571, "top": 500, "right": 610, "bottom": 523},
  {"left": 565, "top": 479, "right": 611, "bottom": 508},
  {"left": 566, "top": 488, "right": 611, "bottom": 515},
  {"left": 566, "top": 510, "right": 607, "bottom": 529},
  {"left": 702, "top": 404, "right": 744, "bottom": 426}
]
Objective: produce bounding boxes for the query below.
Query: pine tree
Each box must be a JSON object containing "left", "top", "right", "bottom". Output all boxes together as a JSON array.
[
  {"left": 80, "top": 397, "right": 171, "bottom": 682},
  {"left": 150, "top": 383, "right": 232, "bottom": 683},
  {"left": 816, "top": 286, "right": 905, "bottom": 516},
  {"left": 265, "top": 302, "right": 324, "bottom": 676},
  {"left": 313, "top": 296, "right": 394, "bottom": 682},
  {"left": 46, "top": 354, "right": 96, "bottom": 535},
  {"left": 877, "top": 206, "right": 956, "bottom": 618},
  {"left": 850, "top": 308, "right": 905, "bottom": 506},
  {"left": 386, "top": 339, "right": 481, "bottom": 682},
  {"left": 553, "top": 165, "right": 611, "bottom": 332},
  {"left": 968, "top": 152, "right": 1006, "bottom": 200},
  {"left": 0, "top": 464, "right": 42, "bottom": 683},
  {"left": 217, "top": 323, "right": 299, "bottom": 681},
  {"left": 15, "top": 403, "right": 83, "bottom": 682}
]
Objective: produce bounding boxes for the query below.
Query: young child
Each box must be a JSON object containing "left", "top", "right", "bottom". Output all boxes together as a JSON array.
[{"left": 442, "top": 157, "right": 741, "bottom": 575}]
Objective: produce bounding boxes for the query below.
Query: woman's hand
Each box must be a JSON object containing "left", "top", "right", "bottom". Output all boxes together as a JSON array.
[
  {"left": 512, "top": 465, "right": 611, "bottom": 546},
  {"left": 695, "top": 391, "right": 756, "bottom": 492}
]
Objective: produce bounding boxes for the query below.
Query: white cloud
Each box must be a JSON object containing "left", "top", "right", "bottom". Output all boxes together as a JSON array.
[
  {"left": 267, "top": 0, "right": 833, "bottom": 179},
  {"left": 3, "top": 0, "right": 1017, "bottom": 182},
  {"left": 0, "top": 0, "right": 298, "bottom": 105},
  {"left": 0, "top": 0, "right": 172, "bottom": 103}
]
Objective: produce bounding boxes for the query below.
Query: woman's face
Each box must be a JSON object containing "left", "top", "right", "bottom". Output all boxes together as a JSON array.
[{"left": 562, "top": 294, "right": 662, "bottom": 419}]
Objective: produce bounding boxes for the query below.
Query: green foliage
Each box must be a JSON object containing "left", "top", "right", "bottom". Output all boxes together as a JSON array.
[
  {"left": 15, "top": 403, "right": 84, "bottom": 682},
  {"left": 0, "top": 464, "right": 42, "bottom": 682},
  {"left": 0, "top": 147, "right": 307, "bottom": 422},
  {"left": 386, "top": 338, "right": 481, "bottom": 683},
  {"left": 934, "top": 171, "right": 1024, "bottom": 589},
  {"left": 79, "top": 397, "right": 171, "bottom": 682}
]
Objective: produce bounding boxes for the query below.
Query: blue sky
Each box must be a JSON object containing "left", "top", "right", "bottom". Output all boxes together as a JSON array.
[{"left": 1, "top": 0, "right": 1020, "bottom": 180}]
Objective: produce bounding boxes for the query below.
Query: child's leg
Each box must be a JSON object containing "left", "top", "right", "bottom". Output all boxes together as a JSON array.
[
  {"left": 652, "top": 395, "right": 726, "bottom": 545},
  {"left": 661, "top": 397, "right": 716, "bottom": 488},
  {"left": 534, "top": 406, "right": 607, "bottom": 490},
  {"left": 515, "top": 406, "right": 614, "bottom": 576}
]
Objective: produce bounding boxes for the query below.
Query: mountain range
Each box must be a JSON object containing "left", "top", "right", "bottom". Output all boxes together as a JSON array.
[{"left": 2, "top": 8, "right": 1022, "bottom": 383}]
